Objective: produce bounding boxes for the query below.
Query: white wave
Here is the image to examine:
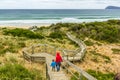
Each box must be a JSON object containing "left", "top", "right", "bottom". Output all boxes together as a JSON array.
[
  {"left": 0, "top": 20, "right": 58, "bottom": 24},
  {"left": 0, "top": 17, "right": 120, "bottom": 26},
  {"left": 60, "top": 18, "right": 81, "bottom": 23}
]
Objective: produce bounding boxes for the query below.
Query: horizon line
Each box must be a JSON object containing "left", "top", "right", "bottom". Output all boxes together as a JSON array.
[{"left": 0, "top": 8, "right": 105, "bottom": 10}]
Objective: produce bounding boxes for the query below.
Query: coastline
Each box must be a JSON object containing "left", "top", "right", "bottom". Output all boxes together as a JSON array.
[
  {"left": 0, "top": 19, "right": 110, "bottom": 29},
  {"left": 0, "top": 18, "right": 119, "bottom": 29},
  {"left": 0, "top": 23, "right": 51, "bottom": 29}
]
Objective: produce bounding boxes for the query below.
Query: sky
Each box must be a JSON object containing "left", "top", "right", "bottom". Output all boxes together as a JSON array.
[{"left": 0, "top": 0, "right": 120, "bottom": 9}]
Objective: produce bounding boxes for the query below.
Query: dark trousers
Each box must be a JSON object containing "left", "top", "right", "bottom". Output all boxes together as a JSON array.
[{"left": 56, "top": 62, "right": 61, "bottom": 71}]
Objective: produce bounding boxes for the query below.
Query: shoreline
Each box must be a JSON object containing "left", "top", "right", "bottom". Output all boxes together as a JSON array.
[
  {"left": 0, "top": 19, "right": 110, "bottom": 29},
  {"left": 0, "top": 23, "right": 51, "bottom": 29},
  {"left": 0, "top": 18, "right": 119, "bottom": 29}
]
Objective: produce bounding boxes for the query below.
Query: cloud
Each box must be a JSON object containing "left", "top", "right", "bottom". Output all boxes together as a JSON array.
[{"left": 0, "top": 0, "right": 120, "bottom": 9}]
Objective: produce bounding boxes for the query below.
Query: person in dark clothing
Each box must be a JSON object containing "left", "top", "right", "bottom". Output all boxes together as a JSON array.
[{"left": 55, "top": 52, "right": 63, "bottom": 72}]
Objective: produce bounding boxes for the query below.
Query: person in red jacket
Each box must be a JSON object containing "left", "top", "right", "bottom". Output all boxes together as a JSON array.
[{"left": 55, "top": 52, "right": 63, "bottom": 72}]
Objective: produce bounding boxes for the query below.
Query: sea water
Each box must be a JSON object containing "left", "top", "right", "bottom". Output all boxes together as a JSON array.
[{"left": 0, "top": 9, "right": 120, "bottom": 26}]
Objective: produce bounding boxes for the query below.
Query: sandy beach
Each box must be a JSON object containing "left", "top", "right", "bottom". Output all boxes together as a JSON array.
[{"left": 0, "top": 23, "right": 51, "bottom": 29}]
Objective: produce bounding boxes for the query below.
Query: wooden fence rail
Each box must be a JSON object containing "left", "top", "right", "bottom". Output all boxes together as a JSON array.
[{"left": 22, "top": 33, "right": 97, "bottom": 80}]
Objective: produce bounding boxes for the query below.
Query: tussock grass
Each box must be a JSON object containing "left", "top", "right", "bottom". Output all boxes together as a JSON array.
[
  {"left": 112, "top": 48, "right": 120, "bottom": 54},
  {"left": 90, "top": 51, "right": 111, "bottom": 63}
]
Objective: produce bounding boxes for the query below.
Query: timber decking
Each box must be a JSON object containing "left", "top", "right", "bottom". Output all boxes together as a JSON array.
[
  {"left": 22, "top": 33, "right": 97, "bottom": 80},
  {"left": 31, "top": 53, "right": 68, "bottom": 80}
]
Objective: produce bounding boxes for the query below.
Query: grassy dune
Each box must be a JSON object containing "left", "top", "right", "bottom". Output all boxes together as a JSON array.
[
  {"left": 0, "top": 27, "right": 76, "bottom": 80},
  {"left": 0, "top": 20, "right": 120, "bottom": 80}
]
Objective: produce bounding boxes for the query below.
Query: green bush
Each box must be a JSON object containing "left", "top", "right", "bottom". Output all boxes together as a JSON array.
[
  {"left": 69, "top": 40, "right": 79, "bottom": 47},
  {"left": 49, "top": 31, "right": 66, "bottom": 39},
  {"left": 95, "top": 42, "right": 102, "bottom": 46},
  {"left": 0, "top": 64, "right": 44, "bottom": 80},
  {"left": 84, "top": 40, "right": 94, "bottom": 46},
  {"left": 112, "top": 48, "right": 120, "bottom": 54},
  {"left": 3, "top": 28, "right": 44, "bottom": 39},
  {"left": 18, "top": 42, "right": 26, "bottom": 47},
  {"left": 49, "top": 20, "right": 120, "bottom": 43},
  {"left": 0, "top": 49, "right": 7, "bottom": 55}
]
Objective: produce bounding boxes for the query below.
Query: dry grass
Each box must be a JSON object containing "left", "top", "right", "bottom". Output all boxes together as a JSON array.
[
  {"left": 76, "top": 41, "right": 120, "bottom": 74},
  {"left": 0, "top": 27, "right": 76, "bottom": 79},
  {"left": 1, "top": 27, "right": 119, "bottom": 78}
]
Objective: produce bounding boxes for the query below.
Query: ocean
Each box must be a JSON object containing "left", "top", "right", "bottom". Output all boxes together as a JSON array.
[{"left": 0, "top": 9, "right": 120, "bottom": 26}]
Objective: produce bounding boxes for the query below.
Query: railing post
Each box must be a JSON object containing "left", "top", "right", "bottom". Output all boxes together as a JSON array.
[
  {"left": 46, "top": 63, "right": 50, "bottom": 80},
  {"left": 32, "top": 46, "right": 34, "bottom": 54}
]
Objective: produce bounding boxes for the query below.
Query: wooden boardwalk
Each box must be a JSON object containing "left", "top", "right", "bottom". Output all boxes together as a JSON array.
[
  {"left": 31, "top": 53, "right": 68, "bottom": 80},
  {"left": 23, "top": 33, "right": 97, "bottom": 80}
]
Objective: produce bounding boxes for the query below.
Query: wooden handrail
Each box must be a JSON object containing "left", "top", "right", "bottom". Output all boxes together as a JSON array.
[
  {"left": 63, "top": 59, "right": 97, "bottom": 80},
  {"left": 22, "top": 33, "right": 97, "bottom": 80}
]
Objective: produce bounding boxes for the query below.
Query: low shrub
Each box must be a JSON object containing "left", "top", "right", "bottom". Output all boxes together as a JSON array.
[
  {"left": 84, "top": 40, "right": 94, "bottom": 46},
  {"left": 0, "top": 63, "right": 44, "bottom": 80},
  {"left": 112, "top": 48, "right": 120, "bottom": 54},
  {"left": 49, "top": 31, "right": 66, "bottom": 39},
  {"left": 18, "top": 42, "right": 26, "bottom": 47},
  {"left": 3, "top": 28, "right": 44, "bottom": 39},
  {"left": 49, "top": 20, "right": 120, "bottom": 43},
  {"left": 69, "top": 40, "right": 79, "bottom": 47}
]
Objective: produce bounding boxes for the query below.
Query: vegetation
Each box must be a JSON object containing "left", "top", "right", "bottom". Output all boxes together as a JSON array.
[
  {"left": 70, "top": 72, "right": 86, "bottom": 80},
  {"left": 50, "top": 20, "right": 120, "bottom": 43},
  {"left": 0, "top": 37, "right": 26, "bottom": 55},
  {"left": 84, "top": 40, "right": 94, "bottom": 46},
  {"left": 0, "top": 20, "right": 120, "bottom": 80},
  {"left": 87, "top": 69, "right": 114, "bottom": 80},
  {"left": 0, "top": 63, "right": 44, "bottom": 80},
  {"left": 90, "top": 51, "right": 111, "bottom": 63},
  {"left": 112, "top": 48, "right": 120, "bottom": 54},
  {"left": 3, "top": 28, "right": 44, "bottom": 39},
  {"left": 71, "top": 70, "right": 114, "bottom": 80},
  {"left": 49, "top": 31, "right": 66, "bottom": 39},
  {"left": 95, "top": 42, "right": 102, "bottom": 46}
]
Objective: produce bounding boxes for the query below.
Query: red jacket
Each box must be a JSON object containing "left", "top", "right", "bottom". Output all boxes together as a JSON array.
[{"left": 55, "top": 52, "right": 63, "bottom": 63}]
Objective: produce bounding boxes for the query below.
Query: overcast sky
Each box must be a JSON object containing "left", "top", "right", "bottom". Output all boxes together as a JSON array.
[{"left": 0, "top": 0, "right": 120, "bottom": 9}]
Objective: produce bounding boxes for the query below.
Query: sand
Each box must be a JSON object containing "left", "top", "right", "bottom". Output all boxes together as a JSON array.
[{"left": 0, "top": 23, "right": 51, "bottom": 29}]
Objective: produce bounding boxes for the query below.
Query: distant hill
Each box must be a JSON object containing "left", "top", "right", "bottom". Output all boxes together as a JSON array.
[{"left": 105, "top": 6, "right": 120, "bottom": 9}]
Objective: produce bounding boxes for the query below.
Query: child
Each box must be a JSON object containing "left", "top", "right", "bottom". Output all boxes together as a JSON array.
[{"left": 50, "top": 59, "right": 56, "bottom": 71}]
